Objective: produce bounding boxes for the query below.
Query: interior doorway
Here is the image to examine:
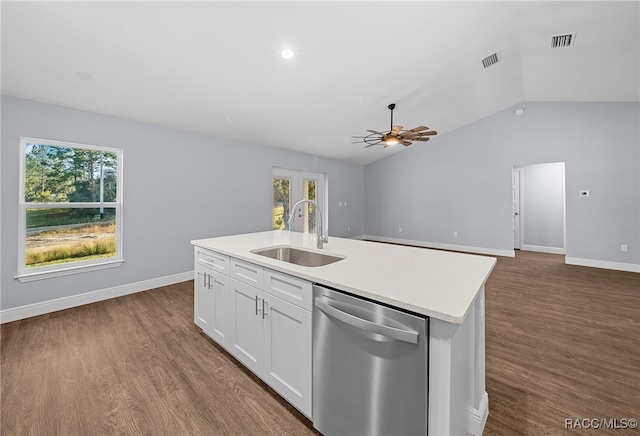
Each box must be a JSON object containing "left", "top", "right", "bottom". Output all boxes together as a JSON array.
[{"left": 512, "top": 162, "right": 566, "bottom": 254}]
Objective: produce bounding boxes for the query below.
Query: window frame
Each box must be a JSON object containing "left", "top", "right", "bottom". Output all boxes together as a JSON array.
[{"left": 16, "top": 137, "right": 124, "bottom": 282}]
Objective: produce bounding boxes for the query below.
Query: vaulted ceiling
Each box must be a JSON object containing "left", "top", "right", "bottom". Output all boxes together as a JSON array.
[{"left": 2, "top": 1, "right": 638, "bottom": 165}]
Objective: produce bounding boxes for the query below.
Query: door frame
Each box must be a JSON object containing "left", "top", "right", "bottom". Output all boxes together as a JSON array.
[
  {"left": 513, "top": 163, "right": 567, "bottom": 255},
  {"left": 272, "top": 167, "right": 326, "bottom": 234},
  {"left": 512, "top": 168, "right": 522, "bottom": 249}
]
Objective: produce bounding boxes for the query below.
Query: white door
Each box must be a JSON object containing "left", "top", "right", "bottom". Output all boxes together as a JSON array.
[
  {"left": 512, "top": 169, "right": 522, "bottom": 249},
  {"left": 272, "top": 168, "right": 325, "bottom": 234}
]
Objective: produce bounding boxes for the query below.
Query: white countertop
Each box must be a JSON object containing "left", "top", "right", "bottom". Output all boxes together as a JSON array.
[{"left": 191, "top": 231, "right": 496, "bottom": 324}]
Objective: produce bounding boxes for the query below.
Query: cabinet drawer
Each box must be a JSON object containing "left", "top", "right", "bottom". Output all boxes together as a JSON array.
[
  {"left": 264, "top": 270, "right": 312, "bottom": 311},
  {"left": 195, "top": 247, "right": 229, "bottom": 273},
  {"left": 231, "top": 258, "right": 264, "bottom": 288}
]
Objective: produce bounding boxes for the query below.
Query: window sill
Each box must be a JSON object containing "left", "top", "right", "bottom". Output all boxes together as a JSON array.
[{"left": 15, "top": 260, "right": 125, "bottom": 283}]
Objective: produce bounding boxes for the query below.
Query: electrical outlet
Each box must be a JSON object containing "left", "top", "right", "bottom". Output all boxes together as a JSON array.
[
  {"left": 579, "top": 190, "right": 590, "bottom": 197},
  {"left": 398, "top": 227, "right": 403, "bottom": 233},
  {"left": 453, "top": 231, "right": 458, "bottom": 238},
  {"left": 347, "top": 226, "right": 351, "bottom": 232},
  {"left": 621, "top": 244, "right": 628, "bottom": 252}
]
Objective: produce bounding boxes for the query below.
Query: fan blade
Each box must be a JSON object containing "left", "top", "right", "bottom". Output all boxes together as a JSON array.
[
  {"left": 367, "top": 129, "right": 386, "bottom": 135},
  {"left": 412, "top": 137, "right": 431, "bottom": 142},
  {"left": 391, "top": 125, "right": 403, "bottom": 135},
  {"left": 401, "top": 132, "right": 422, "bottom": 138},
  {"left": 403, "top": 130, "right": 437, "bottom": 139},
  {"left": 365, "top": 141, "right": 383, "bottom": 148},
  {"left": 399, "top": 140, "right": 412, "bottom": 146},
  {"left": 404, "top": 125, "right": 429, "bottom": 133}
]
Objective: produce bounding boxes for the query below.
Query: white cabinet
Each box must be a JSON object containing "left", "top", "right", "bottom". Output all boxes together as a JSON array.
[
  {"left": 194, "top": 250, "right": 312, "bottom": 418},
  {"left": 194, "top": 248, "right": 230, "bottom": 347},
  {"left": 262, "top": 292, "right": 311, "bottom": 415},
  {"left": 228, "top": 279, "right": 265, "bottom": 375},
  {"left": 227, "top": 263, "right": 312, "bottom": 418}
]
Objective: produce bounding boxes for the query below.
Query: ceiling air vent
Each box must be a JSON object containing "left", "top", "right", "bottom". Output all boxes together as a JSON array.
[
  {"left": 481, "top": 52, "right": 499, "bottom": 69},
  {"left": 551, "top": 33, "right": 576, "bottom": 48}
]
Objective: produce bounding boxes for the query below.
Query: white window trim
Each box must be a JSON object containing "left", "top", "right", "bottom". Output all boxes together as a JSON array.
[{"left": 15, "top": 137, "right": 124, "bottom": 282}]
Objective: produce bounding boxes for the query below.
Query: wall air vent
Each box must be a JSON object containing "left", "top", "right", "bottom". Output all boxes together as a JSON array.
[
  {"left": 551, "top": 33, "right": 576, "bottom": 48},
  {"left": 481, "top": 52, "right": 499, "bottom": 69}
]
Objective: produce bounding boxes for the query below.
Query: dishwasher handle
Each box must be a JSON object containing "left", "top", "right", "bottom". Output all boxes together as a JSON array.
[{"left": 315, "top": 297, "right": 419, "bottom": 344}]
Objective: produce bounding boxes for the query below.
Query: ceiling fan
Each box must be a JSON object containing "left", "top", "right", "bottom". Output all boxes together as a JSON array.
[{"left": 353, "top": 103, "right": 437, "bottom": 148}]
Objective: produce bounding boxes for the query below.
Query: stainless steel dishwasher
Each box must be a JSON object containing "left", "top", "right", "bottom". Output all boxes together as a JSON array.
[{"left": 312, "top": 284, "right": 428, "bottom": 436}]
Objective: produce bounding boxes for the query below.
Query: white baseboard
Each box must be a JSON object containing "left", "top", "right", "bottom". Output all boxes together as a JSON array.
[
  {"left": 0, "top": 271, "right": 194, "bottom": 324},
  {"left": 565, "top": 257, "right": 640, "bottom": 273},
  {"left": 521, "top": 244, "right": 565, "bottom": 255},
  {"left": 359, "top": 235, "right": 515, "bottom": 258},
  {"left": 466, "top": 391, "right": 489, "bottom": 435}
]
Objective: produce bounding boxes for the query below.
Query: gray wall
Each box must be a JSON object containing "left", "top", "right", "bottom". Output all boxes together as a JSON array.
[
  {"left": 1, "top": 96, "right": 365, "bottom": 310},
  {"left": 364, "top": 102, "right": 640, "bottom": 267},
  {"left": 518, "top": 162, "right": 565, "bottom": 252}
]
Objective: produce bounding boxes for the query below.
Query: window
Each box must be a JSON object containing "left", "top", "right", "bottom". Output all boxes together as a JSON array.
[
  {"left": 17, "top": 138, "right": 123, "bottom": 281},
  {"left": 272, "top": 168, "right": 326, "bottom": 234}
]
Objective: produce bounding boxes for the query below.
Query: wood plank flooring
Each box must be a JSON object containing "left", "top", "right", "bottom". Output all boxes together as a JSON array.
[
  {"left": 1, "top": 251, "right": 638, "bottom": 435},
  {"left": 483, "top": 251, "right": 639, "bottom": 435},
  {"left": 1, "top": 282, "right": 317, "bottom": 436}
]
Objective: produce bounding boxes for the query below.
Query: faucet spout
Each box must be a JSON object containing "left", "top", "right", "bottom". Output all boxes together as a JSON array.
[{"left": 287, "top": 199, "right": 328, "bottom": 249}]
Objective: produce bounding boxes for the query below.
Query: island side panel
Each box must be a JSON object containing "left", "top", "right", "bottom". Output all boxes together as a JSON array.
[{"left": 428, "top": 287, "right": 487, "bottom": 435}]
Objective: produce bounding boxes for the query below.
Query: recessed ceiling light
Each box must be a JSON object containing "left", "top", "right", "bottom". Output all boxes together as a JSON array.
[
  {"left": 513, "top": 108, "right": 525, "bottom": 116},
  {"left": 281, "top": 48, "right": 294, "bottom": 60},
  {"left": 75, "top": 71, "right": 92, "bottom": 81}
]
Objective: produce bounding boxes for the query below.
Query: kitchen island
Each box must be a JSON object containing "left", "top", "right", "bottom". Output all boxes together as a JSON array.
[{"left": 192, "top": 231, "right": 496, "bottom": 435}]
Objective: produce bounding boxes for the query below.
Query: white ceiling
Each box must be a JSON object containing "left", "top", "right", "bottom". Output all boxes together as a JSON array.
[{"left": 2, "top": 1, "right": 638, "bottom": 165}]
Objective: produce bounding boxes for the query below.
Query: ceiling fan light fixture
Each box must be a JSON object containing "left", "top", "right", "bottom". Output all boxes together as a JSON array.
[
  {"left": 384, "top": 136, "right": 399, "bottom": 147},
  {"left": 352, "top": 103, "right": 438, "bottom": 149}
]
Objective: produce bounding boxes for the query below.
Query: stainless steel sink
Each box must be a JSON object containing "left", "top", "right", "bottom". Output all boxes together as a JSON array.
[{"left": 251, "top": 246, "right": 345, "bottom": 267}]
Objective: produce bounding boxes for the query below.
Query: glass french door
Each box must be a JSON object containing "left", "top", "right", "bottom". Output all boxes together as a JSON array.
[{"left": 272, "top": 168, "right": 325, "bottom": 234}]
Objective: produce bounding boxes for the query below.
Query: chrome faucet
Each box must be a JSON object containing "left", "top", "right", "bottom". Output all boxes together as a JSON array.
[{"left": 287, "top": 199, "right": 328, "bottom": 249}]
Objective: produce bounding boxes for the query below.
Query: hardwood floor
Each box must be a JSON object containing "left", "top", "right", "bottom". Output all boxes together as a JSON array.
[
  {"left": 1, "top": 251, "right": 638, "bottom": 435},
  {"left": 483, "top": 251, "right": 639, "bottom": 436},
  {"left": 1, "top": 282, "right": 317, "bottom": 436}
]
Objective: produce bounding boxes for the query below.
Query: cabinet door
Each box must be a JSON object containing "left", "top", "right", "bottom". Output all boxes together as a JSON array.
[
  {"left": 262, "top": 295, "right": 312, "bottom": 418},
  {"left": 229, "top": 278, "right": 264, "bottom": 375},
  {"left": 194, "top": 263, "right": 213, "bottom": 332},
  {"left": 195, "top": 264, "right": 230, "bottom": 348},
  {"left": 209, "top": 272, "right": 230, "bottom": 348}
]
